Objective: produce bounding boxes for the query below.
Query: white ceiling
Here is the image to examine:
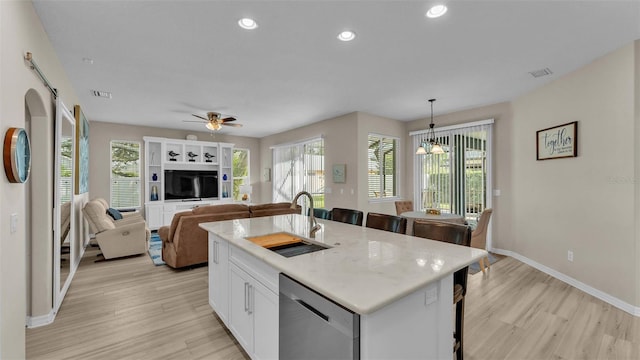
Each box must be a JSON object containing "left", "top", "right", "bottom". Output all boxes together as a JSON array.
[{"left": 33, "top": 1, "right": 640, "bottom": 138}]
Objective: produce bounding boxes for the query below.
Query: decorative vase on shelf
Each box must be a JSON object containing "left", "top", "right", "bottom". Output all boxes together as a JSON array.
[
  {"left": 222, "top": 174, "right": 228, "bottom": 181},
  {"left": 151, "top": 185, "right": 159, "bottom": 201},
  {"left": 222, "top": 185, "right": 228, "bottom": 198},
  {"left": 152, "top": 173, "right": 158, "bottom": 181}
]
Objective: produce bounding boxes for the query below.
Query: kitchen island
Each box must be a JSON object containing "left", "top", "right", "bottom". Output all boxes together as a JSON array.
[{"left": 200, "top": 214, "right": 486, "bottom": 360}]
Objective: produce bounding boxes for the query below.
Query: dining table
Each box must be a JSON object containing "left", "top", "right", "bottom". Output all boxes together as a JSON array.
[{"left": 400, "top": 211, "right": 467, "bottom": 235}]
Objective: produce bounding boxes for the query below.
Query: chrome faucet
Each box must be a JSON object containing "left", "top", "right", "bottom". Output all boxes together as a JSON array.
[{"left": 290, "top": 191, "right": 321, "bottom": 238}]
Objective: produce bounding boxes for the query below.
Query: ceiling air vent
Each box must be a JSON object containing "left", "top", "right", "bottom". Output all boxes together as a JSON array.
[
  {"left": 91, "top": 89, "right": 112, "bottom": 98},
  {"left": 529, "top": 68, "right": 553, "bottom": 78}
]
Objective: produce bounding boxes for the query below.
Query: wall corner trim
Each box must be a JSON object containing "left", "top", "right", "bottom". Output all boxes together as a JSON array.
[{"left": 492, "top": 248, "right": 640, "bottom": 317}]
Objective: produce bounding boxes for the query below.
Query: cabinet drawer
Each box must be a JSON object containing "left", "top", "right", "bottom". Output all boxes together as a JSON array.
[{"left": 229, "top": 245, "right": 279, "bottom": 295}]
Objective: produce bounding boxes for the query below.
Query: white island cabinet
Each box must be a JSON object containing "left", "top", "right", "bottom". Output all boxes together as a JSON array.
[{"left": 202, "top": 214, "right": 486, "bottom": 360}]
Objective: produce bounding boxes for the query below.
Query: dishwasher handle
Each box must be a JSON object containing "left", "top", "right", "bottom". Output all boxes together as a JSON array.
[{"left": 296, "top": 299, "right": 329, "bottom": 322}]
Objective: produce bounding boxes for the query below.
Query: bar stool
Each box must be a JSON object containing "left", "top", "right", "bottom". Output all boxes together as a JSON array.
[
  {"left": 365, "top": 212, "right": 407, "bottom": 234},
  {"left": 413, "top": 220, "right": 471, "bottom": 360},
  {"left": 330, "top": 208, "right": 364, "bottom": 226}
]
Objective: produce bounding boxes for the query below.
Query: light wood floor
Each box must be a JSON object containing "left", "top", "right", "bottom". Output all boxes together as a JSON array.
[{"left": 27, "top": 247, "right": 640, "bottom": 359}]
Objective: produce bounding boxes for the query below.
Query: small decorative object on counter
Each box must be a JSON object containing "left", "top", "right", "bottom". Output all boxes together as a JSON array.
[
  {"left": 204, "top": 152, "right": 215, "bottom": 163},
  {"left": 187, "top": 151, "right": 198, "bottom": 162},
  {"left": 168, "top": 150, "right": 179, "bottom": 161},
  {"left": 222, "top": 173, "right": 228, "bottom": 181},
  {"left": 151, "top": 185, "right": 159, "bottom": 201},
  {"left": 152, "top": 173, "right": 158, "bottom": 181},
  {"left": 426, "top": 208, "right": 441, "bottom": 215}
]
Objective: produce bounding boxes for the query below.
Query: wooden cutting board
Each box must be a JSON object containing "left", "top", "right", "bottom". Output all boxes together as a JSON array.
[{"left": 248, "top": 232, "right": 302, "bottom": 249}]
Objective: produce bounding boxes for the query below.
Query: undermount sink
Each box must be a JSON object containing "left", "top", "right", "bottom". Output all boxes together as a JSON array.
[{"left": 246, "top": 232, "right": 330, "bottom": 258}]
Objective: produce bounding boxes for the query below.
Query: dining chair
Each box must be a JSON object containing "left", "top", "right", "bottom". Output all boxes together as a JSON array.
[
  {"left": 307, "top": 208, "right": 332, "bottom": 220},
  {"left": 394, "top": 200, "right": 413, "bottom": 216},
  {"left": 470, "top": 208, "right": 493, "bottom": 274},
  {"left": 365, "top": 212, "right": 407, "bottom": 234},
  {"left": 412, "top": 220, "right": 471, "bottom": 360},
  {"left": 330, "top": 208, "right": 364, "bottom": 226}
]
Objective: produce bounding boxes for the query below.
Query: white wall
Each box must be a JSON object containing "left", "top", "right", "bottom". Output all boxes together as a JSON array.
[
  {"left": 1, "top": 1, "right": 80, "bottom": 357},
  {"left": 510, "top": 42, "right": 638, "bottom": 305}
]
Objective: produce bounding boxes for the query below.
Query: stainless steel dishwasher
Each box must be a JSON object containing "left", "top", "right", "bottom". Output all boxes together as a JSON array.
[{"left": 279, "top": 273, "right": 360, "bottom": 360}]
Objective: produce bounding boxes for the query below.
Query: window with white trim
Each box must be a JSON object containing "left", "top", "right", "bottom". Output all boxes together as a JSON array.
[
  {"left": 232, "top": 148, "right": 250, "bottom": 200},
  {"left": 368, "top": 134, "right": 399, "bottom": 199},
  {"left": 110, "top": 140, "right": 141, "bottom": 209},
  {"left": 272, "top": 137, "right": 324, "bottom": 208}
]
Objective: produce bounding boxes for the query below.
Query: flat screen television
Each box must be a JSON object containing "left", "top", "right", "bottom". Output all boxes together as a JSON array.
[{"left": 164, "top": 169, "right": 218, "bottom": 200}]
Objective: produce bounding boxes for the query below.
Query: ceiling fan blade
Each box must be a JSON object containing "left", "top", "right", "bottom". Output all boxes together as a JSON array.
[
  {"left": 192, "top": 114, "right": 208, "bottom": 121},
  {"left": 221, "top": 117, "right": 236, "bottom": 122},
  {"left": 222, "top": 123, "right": 243, "bottom": 127},
  {"left": 183, "top": 119, "right": 207, "bottom": 123}
]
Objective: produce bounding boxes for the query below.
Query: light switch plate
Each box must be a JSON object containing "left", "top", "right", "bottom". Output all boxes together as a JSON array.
[{"left": 10, "top": 213, "right": 18, "bottom": 233}]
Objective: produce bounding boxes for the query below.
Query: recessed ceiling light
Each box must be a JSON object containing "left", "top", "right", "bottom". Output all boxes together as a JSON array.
[
  {"left": 238, "top": 18, "right": 258, "bottom": 30},
  {"left": 426, "top": 4, "right": 448, "bottom": 18},
  {"left": 337, "top": 30, "right": 356, "bottom": 42},
  {"left": 82, "top": 57, "right": 94, "bottom": 64}
]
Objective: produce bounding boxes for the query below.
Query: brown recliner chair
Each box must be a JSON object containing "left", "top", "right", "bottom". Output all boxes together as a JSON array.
[{"left": 159, "top": 204, "right": 251, "bottom": 268}]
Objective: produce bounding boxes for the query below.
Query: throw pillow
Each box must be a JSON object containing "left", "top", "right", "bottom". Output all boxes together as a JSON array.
[{"left": 106, "top": 207, "right": 123, "bottom": 220}]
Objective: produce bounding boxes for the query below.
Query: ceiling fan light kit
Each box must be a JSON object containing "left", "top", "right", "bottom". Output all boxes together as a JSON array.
[{"left": 186, "top": 111, "right": 244, "bottom": 132}]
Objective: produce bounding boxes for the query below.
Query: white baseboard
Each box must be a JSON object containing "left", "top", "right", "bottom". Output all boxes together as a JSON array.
[
  {"left": 26, "top": 310, "right": 55, "bottom": 328},
  {"left": 492, "top": 248, "right": 640, "bottom": 317}
]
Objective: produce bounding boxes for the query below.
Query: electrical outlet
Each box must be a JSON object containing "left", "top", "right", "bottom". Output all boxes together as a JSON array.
[{"left": 567, "top": 250, "right": 573, "bottom": 262}]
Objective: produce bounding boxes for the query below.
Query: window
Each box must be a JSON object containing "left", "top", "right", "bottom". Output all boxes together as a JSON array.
[
  {"left": 110, "top": 140, "right": 141, "bottom": 209},
  {"left": 411, "top": 119, "right": 493, "bottom": 224},
  {"left": 368, "top": 134, "right": 399, "bottom": 199},
  {"left": 232, "top": 148, "right": 250, "bottom": 200},
  {"left": 272, "top": 137, "right": 324, "bottom": 208},
  {"left": 59, "top": 137, "right": 73, "bottom": 203}
]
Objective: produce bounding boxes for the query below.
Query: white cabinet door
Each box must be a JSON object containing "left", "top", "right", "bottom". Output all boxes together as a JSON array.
[
  {"left": 209, "top": 236, "right": 229, "bottom": 323},
  {"left": 145, "top": 205, "right": 163, "bottom": 230},
  {"left": 252, "top": 278, "right": 279, "bottom": 360},
  {"left": 229, "top": 263, "right": 254, "bottom": 353}
]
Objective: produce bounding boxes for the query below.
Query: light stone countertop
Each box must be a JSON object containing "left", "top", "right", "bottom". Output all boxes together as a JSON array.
[{"left": 200, "top": 214, "right": 487, "bottom": 314}]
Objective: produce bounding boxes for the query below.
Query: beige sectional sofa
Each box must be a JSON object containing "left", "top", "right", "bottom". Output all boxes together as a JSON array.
[{"left": 159, "top": 202, "right": 300, "bottom": 268}]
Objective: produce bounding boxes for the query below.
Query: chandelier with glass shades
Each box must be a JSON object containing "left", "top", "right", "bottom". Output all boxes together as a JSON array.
[{"left": 416, "top": 98, "right": 445, "bottom": 155}]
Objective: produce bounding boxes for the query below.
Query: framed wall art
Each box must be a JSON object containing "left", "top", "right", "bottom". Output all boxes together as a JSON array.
[
  {"left": 332, "top": 164, "right": 346, "bottom": 183},
  {"left": 74, "top": 105, "right": 90, "bottom": 193},
  {"left": 536, "top": 121, "right": 577, "bottom": 160}
]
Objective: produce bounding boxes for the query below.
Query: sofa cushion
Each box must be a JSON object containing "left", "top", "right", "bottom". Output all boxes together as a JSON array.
[
  {"left": 106, "top": 207, "right": 123, "bottom": 220},
  {"left": 250, "top": 202, "right": 301, "bottom": 218},
  {"left": 192, "top": 203, "right": 250, "bottom": 215},
  {"left": 83, "top": 200, "right": 116, "bottom": 233}
]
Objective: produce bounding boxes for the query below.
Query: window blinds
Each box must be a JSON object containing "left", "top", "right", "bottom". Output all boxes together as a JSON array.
[
  {"left": 272, "top": 137, "right": 324, "bottom": 206},
  {"left": 412, "top": 120, "right": 493, "bottom": 222}
]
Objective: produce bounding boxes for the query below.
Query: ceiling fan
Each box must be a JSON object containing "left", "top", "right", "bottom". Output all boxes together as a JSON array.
[{"left": 185, "top": 112, "right": 243, "bottom": 131}]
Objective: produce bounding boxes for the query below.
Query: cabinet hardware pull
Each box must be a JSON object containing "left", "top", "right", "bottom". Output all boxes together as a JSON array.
[
  {"left": 295, "top": 299, "right": 329, "bottom": 322},
  {"left": 244, "top": 282, "right": 249, "bottom": 312},
  {"left": 248, "top": 284, "right": 254, "bottom": 315}
]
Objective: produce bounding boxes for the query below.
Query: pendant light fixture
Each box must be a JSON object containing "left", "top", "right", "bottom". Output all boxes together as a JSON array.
[{"left": 416, "top": 98, "right": 445, "bottom": 155}]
